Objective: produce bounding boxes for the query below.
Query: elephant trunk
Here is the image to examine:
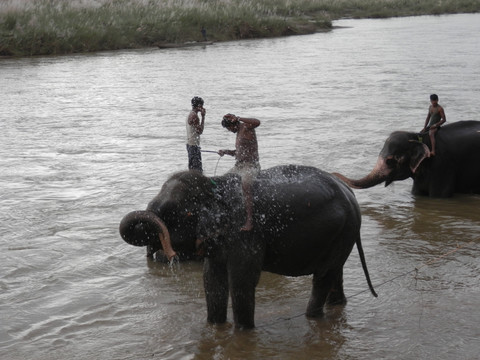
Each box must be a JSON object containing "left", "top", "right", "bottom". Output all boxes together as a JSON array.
[
  {"left": 333, "top": 157, "right": 389, "bottom": 189},
  {"left": 119, "top": 210, "right": 177, "bottom": 261}
]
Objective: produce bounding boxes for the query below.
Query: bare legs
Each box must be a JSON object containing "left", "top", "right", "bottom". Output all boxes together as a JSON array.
[
  {"left": 231, "top": 165, "right": 258, "bottom": 232},
  {"left": 429, "top": 128, "right": 438, "bottom": 156},
  {"left": 241, "top": 175, "right": 254, "bottom": 231}
]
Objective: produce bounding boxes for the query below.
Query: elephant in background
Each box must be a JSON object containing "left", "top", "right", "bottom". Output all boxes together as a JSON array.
[
  {"left": 334, "top": 121, "right": 480, "bottom": 197},
  {"left": 120, "top": 165, "right": 377, "bottom": 329}
]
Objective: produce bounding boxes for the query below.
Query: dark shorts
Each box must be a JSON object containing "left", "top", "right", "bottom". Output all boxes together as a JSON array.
[{"left": 186, "top": 144, "right": 202, "bottom": 172}]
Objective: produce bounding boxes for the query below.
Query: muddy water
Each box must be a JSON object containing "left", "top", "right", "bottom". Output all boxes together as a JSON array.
[{"left": 0, "top": 13, "right": 479, "bottom": 360}]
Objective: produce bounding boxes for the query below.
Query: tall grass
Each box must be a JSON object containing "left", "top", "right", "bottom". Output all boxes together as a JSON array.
[{"left": 0, "top": 0, "right": 479, "bottom": 56}]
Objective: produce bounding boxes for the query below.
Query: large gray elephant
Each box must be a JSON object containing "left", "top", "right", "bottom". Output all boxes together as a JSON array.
[
  {"left": 334, "top": 121, "right": 480, "bottom": 197},
  {"left": 120, "top": 165, "right": 377, "bottom": 329}
]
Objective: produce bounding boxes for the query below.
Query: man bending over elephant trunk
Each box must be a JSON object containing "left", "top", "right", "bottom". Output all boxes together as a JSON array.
[{"left": 219, "top": 114, "right": 261, "bottom": 231}]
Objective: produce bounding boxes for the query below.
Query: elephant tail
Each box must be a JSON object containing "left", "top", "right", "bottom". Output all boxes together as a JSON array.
[
  {"left": 356, "top": 237, "right": 378, "bottom": 298},
  {"left": 119, "top": 210, "right": 176, "bottom": 261}
]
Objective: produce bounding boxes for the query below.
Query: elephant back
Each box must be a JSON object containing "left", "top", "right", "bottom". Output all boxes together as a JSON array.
[{"left": 253, "top": 165, "right": 359, "bottom": 229}]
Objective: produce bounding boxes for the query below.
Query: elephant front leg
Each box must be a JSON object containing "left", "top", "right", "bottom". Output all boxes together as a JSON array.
[
  {"left": 228, "top": 235, "right": 263, "bottom": 329},
  {"left": 204, "top": 258, "right": 229, "bottom": 324},
  {"left": 229, "top": 274, "right": 257, "bottom": 329}
]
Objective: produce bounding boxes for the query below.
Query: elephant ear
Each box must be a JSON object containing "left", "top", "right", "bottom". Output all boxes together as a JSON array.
[
  {"left": 408, "top": 140, "right": 431, "bottom": 173},
  {"left": 175, "top": 171, "right": 216, "bottom": 202},
  {"left": 196, "top": 204, "right": 231, "bottom": 257}
]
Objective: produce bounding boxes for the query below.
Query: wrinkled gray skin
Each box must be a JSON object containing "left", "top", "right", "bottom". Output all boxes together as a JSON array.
[
  {"left": 120, "top": 165, "right": 377, "bottom": 329},
  {"left": 334, "top": 121, "right": 480, "bottom": 197}
]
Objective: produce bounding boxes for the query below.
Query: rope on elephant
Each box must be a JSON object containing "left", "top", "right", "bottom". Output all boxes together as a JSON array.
[
  {"left": 214, "top": 156, "right": 222, "bottom": 176},
  {"left": 258, "top": 240, "right": 475, "bottom": 328}
]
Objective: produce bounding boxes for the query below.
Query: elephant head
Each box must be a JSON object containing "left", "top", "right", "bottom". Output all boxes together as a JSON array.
[
  {"left": 334, "top": 131, "right": 431, "bottom": 189},
  {"left": 119, "top": 171, "right": 218, "bottom": 261}
]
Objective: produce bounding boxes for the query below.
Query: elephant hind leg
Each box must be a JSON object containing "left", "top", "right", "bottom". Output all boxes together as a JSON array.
[
  {"left": 326, "top": 267, "right": 347, "bottom": 306},
  {"left": 306, "top": 268, "right": 345, "bottom": 317}
]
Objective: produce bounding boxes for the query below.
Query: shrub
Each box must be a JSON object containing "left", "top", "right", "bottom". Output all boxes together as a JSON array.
[{"left": 0, "top": 0, "right": 478, "bottom": 56}]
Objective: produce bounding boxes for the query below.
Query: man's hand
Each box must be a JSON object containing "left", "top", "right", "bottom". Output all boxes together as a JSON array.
[{"left": 218, "top": 149, "right": 234, "bottom": 157}]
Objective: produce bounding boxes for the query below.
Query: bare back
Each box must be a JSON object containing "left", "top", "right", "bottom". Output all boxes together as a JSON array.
[{"left": 235, "top": 124, "right": 259, "bottom": 164}]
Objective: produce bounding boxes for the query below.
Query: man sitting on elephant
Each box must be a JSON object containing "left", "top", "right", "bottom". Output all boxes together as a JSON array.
[
  {"left": 219, "top": 114, "right": 260, "bottom": 231},
  {"left": 421, "top": 94, "right": 446, "bottom": 156}
]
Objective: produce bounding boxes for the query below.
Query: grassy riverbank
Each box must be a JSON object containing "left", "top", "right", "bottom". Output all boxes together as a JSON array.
[{"left": 1, "top": 0, "right": 479, "bottom": 57}]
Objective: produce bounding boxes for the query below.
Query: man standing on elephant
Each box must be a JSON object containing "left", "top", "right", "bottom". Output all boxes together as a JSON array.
[
  {"left": 186, "top": 96, "right": 206, "bottom": 172},
  {"left": 219, "top": 114, "right": 261, "bottom": 231},
  {"left": 421, "top": 94, "right": 446, "bottom": 156}
]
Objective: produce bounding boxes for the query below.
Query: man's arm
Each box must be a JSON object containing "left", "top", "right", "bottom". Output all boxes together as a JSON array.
[
  {"left": 198, "top": 107, "right": 206, "bottom": 134},
  {"left": 218, "top": 149, "right": 236, "bottom": 157},
  {"left": 423, "top": 107, "right": 431, "bottom": 130},
  {"left": 436, "top": 106, "right": 446, "bottom": 127},
  {"left": 237, "top": 116, "right": 260, "bottom": 129}
]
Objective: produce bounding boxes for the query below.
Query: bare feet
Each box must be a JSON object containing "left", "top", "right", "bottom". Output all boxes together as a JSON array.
[{"left": 240, "top": 220, "right": 253, "bottom": 232}]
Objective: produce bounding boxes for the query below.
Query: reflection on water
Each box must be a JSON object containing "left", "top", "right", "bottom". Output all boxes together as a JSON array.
[{"left": 1, "top": 13, "right": 479, "bottom": 360}]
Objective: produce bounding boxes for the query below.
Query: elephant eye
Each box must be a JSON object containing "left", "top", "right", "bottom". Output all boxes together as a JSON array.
[{"left": 386, "top": 157, "right": 396, "bottom": 167}]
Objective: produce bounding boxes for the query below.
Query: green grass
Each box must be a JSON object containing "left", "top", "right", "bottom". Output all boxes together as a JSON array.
[{"left": 1, "top": 0, "right": 479, "bottom": 57}]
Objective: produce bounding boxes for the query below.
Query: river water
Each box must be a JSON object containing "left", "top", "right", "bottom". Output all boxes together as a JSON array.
[{"left": 1, "top": 13, "right": 479, "bottom": 360}]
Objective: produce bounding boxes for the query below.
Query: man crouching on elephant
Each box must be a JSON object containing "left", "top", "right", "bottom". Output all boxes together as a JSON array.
[{"left": 219, "top": 113, "right": 260, "bottom": 231}]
